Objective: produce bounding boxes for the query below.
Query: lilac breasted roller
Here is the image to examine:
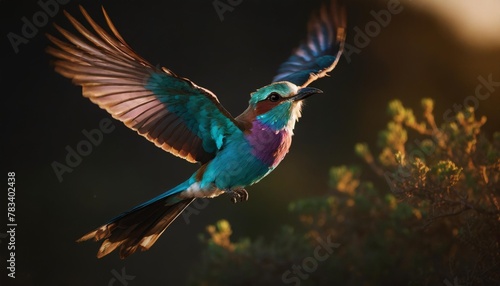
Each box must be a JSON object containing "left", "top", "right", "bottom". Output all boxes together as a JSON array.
[{"left": 47, "top": 2, "right": 346, "bottom": 258}]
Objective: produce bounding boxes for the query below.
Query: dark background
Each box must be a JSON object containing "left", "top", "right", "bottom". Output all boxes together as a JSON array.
[{"left": 2, "top": 0, "right": 500, "bottom": 285}]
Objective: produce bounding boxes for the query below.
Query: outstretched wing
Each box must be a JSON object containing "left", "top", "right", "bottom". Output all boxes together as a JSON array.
[
  {"left": 272, "top": 1, "right": 346, "bottom": 87},
  {"left": 46, "top": 6, "right": 242, "bottom": 164}
]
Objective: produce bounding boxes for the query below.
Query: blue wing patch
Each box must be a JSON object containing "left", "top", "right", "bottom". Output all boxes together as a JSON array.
[{"left": 46, "top": 6, "right": 242, "bottom": 164}]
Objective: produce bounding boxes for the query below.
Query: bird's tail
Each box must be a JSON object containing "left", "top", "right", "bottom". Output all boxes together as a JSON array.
[{"left": 77, "top": 182, "right": 194, "bottom": 259}]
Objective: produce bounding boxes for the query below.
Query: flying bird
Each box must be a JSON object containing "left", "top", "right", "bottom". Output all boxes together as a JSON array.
[{"left": 47, "top": 2, "right": 346, "bottom": 258}]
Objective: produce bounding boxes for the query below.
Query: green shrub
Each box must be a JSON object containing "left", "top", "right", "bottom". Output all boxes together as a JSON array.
[{"left": 189, "top": 99, "right": 500, "bottom": 286}]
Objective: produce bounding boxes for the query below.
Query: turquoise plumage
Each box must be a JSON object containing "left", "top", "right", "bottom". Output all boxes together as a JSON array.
[{"left": 46, "top": 2, "right": 346, "bottom": 258}]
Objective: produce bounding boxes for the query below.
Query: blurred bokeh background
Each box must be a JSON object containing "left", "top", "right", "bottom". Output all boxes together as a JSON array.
[{"left": 2, "top": 0, "right": 500, "bottom": 285}]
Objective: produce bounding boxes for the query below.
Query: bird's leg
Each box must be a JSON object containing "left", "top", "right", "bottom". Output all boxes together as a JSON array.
[{"left": 229, "top": 188, "right": 249, "bottom": 203}]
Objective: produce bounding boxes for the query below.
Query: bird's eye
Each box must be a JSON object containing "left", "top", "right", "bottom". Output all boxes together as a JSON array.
[{"left": 267, "top": 92, "right": 281, "bottom": 102}]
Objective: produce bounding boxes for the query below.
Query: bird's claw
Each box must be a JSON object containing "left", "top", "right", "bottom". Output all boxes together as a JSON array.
[{"left": 230, "top": 188, "right": 249, "bottom": 203}]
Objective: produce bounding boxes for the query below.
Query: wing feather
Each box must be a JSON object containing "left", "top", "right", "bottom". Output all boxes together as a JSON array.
[
  {"left": 272, "top": 1, "right": 346, "bottom": 87},
  {"left": 47, "top": 6, "right": 241, "bottom": 163}
]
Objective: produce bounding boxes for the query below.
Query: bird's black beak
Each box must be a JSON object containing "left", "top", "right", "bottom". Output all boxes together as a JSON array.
[{"left": 291, "top": 87, "right": 323, "bottom": 101}]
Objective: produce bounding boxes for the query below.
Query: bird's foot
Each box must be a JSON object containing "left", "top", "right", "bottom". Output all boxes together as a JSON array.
[{"left": 230, "top": 188, "right": 249, "bottom": 204}]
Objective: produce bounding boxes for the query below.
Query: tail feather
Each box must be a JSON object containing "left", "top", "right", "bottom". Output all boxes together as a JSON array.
[{"left": 78, "top": 193, "right": 195, "bottom": 259}]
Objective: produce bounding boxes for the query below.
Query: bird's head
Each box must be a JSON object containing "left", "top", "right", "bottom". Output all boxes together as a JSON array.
[{"left": 244, "top": 82, "right": 322, "bottom": 131}]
